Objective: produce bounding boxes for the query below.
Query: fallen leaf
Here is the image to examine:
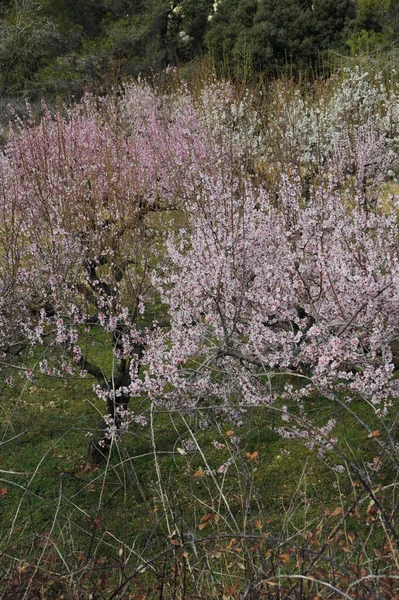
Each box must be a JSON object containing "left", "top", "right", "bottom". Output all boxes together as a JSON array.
[
  {"left": 367, "top": 430, "right": 380, "bottom": 438},
  {"left": 225, "top": 585, "right": 237, "bottom": 597},
  {"left": 331, "top": 507, "right": 343, "bottom": 517},
  {"left": 200, "top": 513, "right": 213, "bottom": 523},
  {"left": 279, "top": 553, "right": 290, "bottom": 564}
]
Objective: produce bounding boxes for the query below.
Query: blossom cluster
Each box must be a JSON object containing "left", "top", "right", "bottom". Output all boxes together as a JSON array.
[{"left": 1, "top": 70, "right": 399, "bottom": 452}]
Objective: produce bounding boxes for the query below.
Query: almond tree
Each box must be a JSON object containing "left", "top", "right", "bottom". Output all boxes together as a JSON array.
[
  {"left": 127, "top": 71, "right": 399, "bottom": 460},
  {"left": 0, "top": 79, "right": 257, "bottom": 459},
  {"left": 2, "top": 71, "right": 399, "bottom": 465}
]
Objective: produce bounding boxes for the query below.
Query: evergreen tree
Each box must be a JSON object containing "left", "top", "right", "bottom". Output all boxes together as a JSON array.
[
  {"left": 0, "top": 0, "right": 395, "bottom": 100},
  {"left": 0, "top": 0, "right": 62, "bottom": 96},
  {"left": 207, "top": 0, "right": 357, "bottom": 74},
  {"left": 205, "top": 0, "right": 257, "bottom": 71}
]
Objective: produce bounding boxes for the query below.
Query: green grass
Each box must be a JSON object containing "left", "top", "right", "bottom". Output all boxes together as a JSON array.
[{"left": 0, "top": 340, "right": 398, "bottom": 598}]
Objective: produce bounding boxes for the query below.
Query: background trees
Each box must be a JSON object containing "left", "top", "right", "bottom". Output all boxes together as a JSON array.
[
  {"left": 206, "top": 0, "right": 357, "bottom": 74},
  {"left": 0, "top": 0, "right": 63, "bottom": 97},
  {"left": 1, "top": 0, "right": 398, "bottom": 102}
]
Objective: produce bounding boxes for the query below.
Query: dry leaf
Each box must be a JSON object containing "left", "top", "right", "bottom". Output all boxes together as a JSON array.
[
  {"left": 279, "top": 553, "right": 290, "bottom": 564},
  {"left": 332, "top": 507, "right": 343, "bottom": 517},
  {"left": 193, "top": 468, "right": 205, "bottom": 479},
  {"left": 225, "top": 585, "right": 237, "bottom": 596},
  {"left": 200, "top": 513, "right": 213, "bottom": 523},
  {"left": 367, "top": 430, "right": 380, "bottom": 438}
]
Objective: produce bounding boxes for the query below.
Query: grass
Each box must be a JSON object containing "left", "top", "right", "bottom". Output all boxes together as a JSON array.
[{"left": 1, "top": 343, "right": 398, "bottom": 598}]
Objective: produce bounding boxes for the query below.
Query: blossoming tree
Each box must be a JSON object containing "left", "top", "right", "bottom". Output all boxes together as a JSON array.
[{"left": 1, "top": 70, "right": 399, "bottom": 462}]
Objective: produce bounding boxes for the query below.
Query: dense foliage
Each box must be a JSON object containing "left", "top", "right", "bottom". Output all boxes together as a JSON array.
[{"left": 1, "top": 0, "right": 399, "bottom": 100}]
